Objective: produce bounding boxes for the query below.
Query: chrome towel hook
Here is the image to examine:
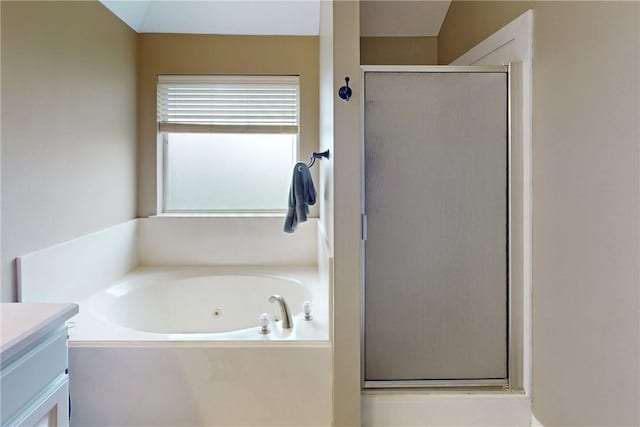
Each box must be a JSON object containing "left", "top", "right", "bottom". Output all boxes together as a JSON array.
[{"left": 338, "top": 77, "right": 352, "bottom": 101}]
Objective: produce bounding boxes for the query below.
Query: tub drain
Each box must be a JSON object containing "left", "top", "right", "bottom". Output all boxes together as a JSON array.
[{"left": 212, "top": 308, "right": 222, "bottom": 318}]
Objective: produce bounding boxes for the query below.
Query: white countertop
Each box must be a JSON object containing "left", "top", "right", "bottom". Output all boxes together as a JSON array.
[{"left": 1, "top": 303, "right": 78, "bottom": 364}]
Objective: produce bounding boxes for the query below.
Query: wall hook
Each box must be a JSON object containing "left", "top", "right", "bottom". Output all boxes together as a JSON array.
[
  {"left": 305, "top": 149, "right": 330, "bottom": 169},
  {"left": 338, "top": 77, "right": 352, "bottom": 101}
]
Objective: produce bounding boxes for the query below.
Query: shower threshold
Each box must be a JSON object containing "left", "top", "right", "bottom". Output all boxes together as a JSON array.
[{"left": 364, "top": 378, "right": 509, "bottom": 389}]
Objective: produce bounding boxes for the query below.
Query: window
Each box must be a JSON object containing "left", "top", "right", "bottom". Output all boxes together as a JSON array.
[{"left": 157, "top": 75, "right": 299, "bottom": 214}]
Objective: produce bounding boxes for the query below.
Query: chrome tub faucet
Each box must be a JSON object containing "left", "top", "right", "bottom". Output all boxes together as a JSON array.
[{"left": 269, "top": 294, "right": 293, "bottom": 329}]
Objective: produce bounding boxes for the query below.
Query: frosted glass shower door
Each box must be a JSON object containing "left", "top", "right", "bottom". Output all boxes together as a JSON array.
[{"left": 363, "top": 70, "right": 508, "bottom": 386}]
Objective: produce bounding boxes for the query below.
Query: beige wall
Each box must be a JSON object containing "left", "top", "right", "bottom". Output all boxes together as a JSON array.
[
  {"left": 440, "top": 2, "right": 640, "bottom": 426},
  {"left": 137, "top": 34, "right": 319, "bottom": 217},
  {"left": 360, "top": 36, "right": 437, "bottom": 65},
  {"left": 0, "top": 1, "right": 138, "bottom": 302},
  {"left": 332, "top": 1, "right": 362, "bottom": 425}
]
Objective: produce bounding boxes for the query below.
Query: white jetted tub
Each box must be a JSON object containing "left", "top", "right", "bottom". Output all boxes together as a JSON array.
[
  {"left": 69, "top": 266, "right": 328, "bottom": 342},
  {"left": 67, "top": 265, "right": 331, "bottom": 426},
  {"left": 18, "top": 219, "right": 332, "bottom": 425}
]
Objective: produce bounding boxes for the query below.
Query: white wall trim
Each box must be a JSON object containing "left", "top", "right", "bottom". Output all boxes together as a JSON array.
[
  {"left": 452, "top": 9, "right": 533, "bottom": 397},
  {"left": 360, "top": 65, "right": 507, "bottom": 72}
]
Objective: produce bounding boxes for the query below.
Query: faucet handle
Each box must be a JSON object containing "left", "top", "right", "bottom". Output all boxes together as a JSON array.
[
  {"left": 258, "top": 313, "right": 271, "bottom": 335},
  {"left": 303, "top": 301, "right": 313, "bottom": 321}
]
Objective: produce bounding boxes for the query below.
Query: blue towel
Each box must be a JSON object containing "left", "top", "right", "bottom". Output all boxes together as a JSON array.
[{"left": 284, "top": 162, "right": 316, "bottom": 233}]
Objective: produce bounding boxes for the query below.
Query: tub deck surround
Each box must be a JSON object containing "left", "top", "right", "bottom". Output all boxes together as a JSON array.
[
  {"left": 16, "top": 217, "right": 328, "bottom": 344},
  {"left": 16, "top": 218, "right": 332, "bottom": 425},
  {"left": 138, "top": 216, "right": 318, "bottom": 266},
  {"left": 69, "top": 344, "right": 332, "bottom": 426},
  {"left": 68, "top": 265, "right": 328, "bottom": 344},
  {"left": 17, "top": 220, "right": 139, "bottom": 304},
  {"left": 18, "top": 217, "right": 320, "bottom": 303}
]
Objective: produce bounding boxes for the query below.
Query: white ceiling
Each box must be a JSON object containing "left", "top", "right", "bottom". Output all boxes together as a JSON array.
[
  {"left": 100, "top": 0, "right": 321, "bottom": 35},
  {"left": 360, "top": 1, "right": 451, "bottom": 37}
]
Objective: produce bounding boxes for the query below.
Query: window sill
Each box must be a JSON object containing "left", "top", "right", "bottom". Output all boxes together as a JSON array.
[{"left": 152, "top": 212, "right": 287, "bottom": 219}]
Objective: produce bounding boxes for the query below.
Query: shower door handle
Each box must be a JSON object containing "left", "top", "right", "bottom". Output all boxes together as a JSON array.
[{"left": 361, "top": 214, "right": 368, "bottom": 241}]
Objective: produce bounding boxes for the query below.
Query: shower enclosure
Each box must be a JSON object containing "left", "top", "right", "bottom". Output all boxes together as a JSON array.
[{"left": 361, "top": 66, "right": 509, "bottom": 388}]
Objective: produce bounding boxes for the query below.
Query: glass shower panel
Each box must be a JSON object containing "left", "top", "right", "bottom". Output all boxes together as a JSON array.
[{"left": 363, "top": 71, "right": 508, "bottom": 384}]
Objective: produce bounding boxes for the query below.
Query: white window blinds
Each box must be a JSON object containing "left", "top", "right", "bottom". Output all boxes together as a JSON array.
[{"left": 157, "top": 75, "right": 299, "bottom": 134}]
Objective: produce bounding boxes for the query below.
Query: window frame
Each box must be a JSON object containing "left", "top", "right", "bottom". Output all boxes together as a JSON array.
[{"left": 156, "top": 74, "right": 300, "bottom": 216}]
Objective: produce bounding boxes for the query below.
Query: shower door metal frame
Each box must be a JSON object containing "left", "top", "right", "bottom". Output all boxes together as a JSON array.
[{"left": 360, "top": 65, "right": 512, "bottom": 389}]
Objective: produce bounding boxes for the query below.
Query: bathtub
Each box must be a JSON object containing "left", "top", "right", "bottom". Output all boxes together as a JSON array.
[
  {"left": 69, "top": 265, "right": 329, "bottom": 343},
  {"left": 67, "top": 266, "right": 332, "bottom": 426}
]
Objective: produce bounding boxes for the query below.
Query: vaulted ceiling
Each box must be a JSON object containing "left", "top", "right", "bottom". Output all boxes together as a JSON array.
[
  {"left": 101, "top": 0, "right": 451, "bottom": 37},
  {"left": 100, "top": 0, "right": 321, "bottom": 35}
]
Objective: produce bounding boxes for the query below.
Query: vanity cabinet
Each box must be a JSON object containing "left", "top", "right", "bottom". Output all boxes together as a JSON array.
[{"left": 1, "top": 303, "right": 78, "bottom": 427}]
